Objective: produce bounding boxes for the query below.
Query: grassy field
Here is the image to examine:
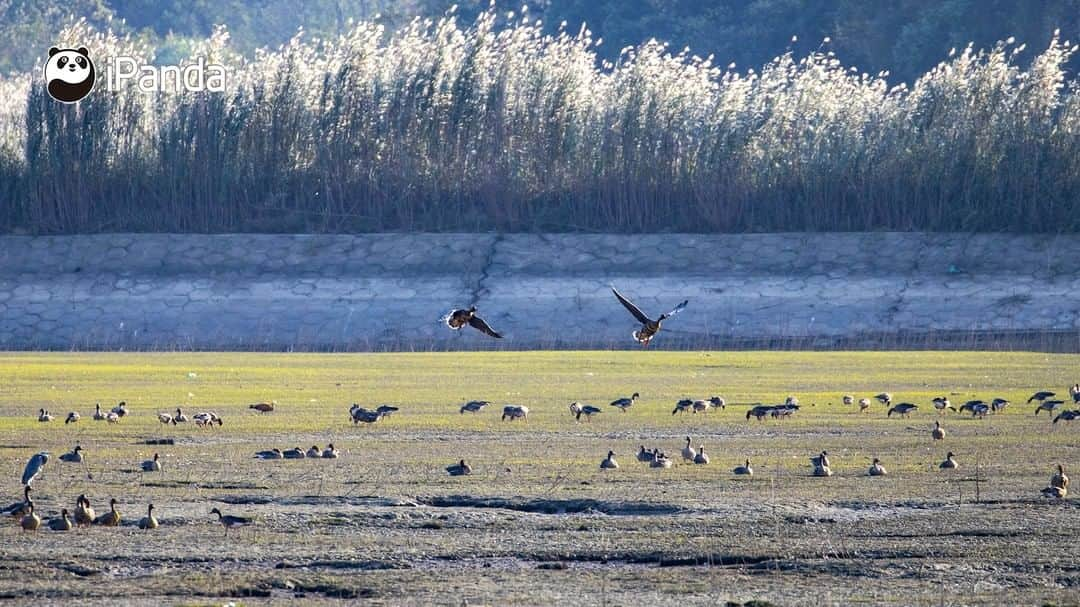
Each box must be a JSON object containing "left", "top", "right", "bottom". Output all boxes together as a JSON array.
[{"left": 0, "top": 351, "right": 1078, "bottom": 606}]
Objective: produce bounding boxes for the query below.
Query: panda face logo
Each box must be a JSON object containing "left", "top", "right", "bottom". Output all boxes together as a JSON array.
[{"left": 43, "top": 47, "right": 96, "bottom": 103}]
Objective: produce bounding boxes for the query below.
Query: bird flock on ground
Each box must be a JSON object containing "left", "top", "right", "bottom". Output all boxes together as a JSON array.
[{"left": 6, "top": 369, "right": 1078, "bottom": 535}]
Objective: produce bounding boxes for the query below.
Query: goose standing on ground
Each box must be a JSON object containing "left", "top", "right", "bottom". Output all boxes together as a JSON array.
[
  {"left": 111, "top": 401, "right": 128, "bottom": 418},
  {"left": 93, "top": 498, "right": 121, "bottom": 526},
  {"left": 887, "top": 403, "right": 918, "bottom": 418},
  {"left": 210, "top": 507, "right": 252, "bottom": 535},
  {"left": 444, "top": 306, "right": 502, "bottom": 338},
  {"left": 173, "top": 408, "right": 189, "bottom": 423},
  {"left": 868, "top": 458, "right": 887, "bottom": 476},
  {"left": 990, "top": 398, "right": 1009, "bottom": 413},
  {"left": 637, "top": 446, "right": 655, "bottom": 463},
  {"left": 255, "top": 448, "right": 283, "bottom": 460},
  {"left": 60, "top": 445, "right": 84, "bottom": 463},
  {"left": 734, "top": 459, "right": 753, "bottom": 476},
  {"left": 673, "top": 399, "right": 693, "bottom": 415},
  {"left": 858, "top": 398, "right": 871, "bottom": 413},
  {"left": 93, "top": 403, "right": 106, "bottom": 421},
  {"left": 1035, "top": 400, "right": 1065, "bottom": 416},
  {"left": 681, "top": 437, "right": 697, "bottom": 462},
  {"left": 22, "top": 451, "right": 49, "bottom": 487},
  {"left": 811, "top": 451, "right": 832, "bottom": 477},
  {"left": 693, "top": 445, "right": 709, "bottom": 465},
  {"left": 1070, "top": 383, "right": 1080, "bottom": 403},
  {"left": 600, "top": 451, "right": 618, "bottom": 469},
  {"left": 106, "top": 412, "right": 120, "bottom": 423},
  {"left": 65, "top": 411, "right": 80, "bottom": 424},
  {"left": 141, "top": 453, "right": 162, "bottom": 472},
  {"left": 960, "top": 400, "right": 989, "bottom": 417},
  {"left": 322, "top": 444, "right": 339, "bottom": 459},
  {"left": 74, "top": 495, "right": 95, "bottom": 527},
  {"left": 939, "top": 452, "right": 958, "bottom": 470},
  {"left": 611, "top": 286, "right": 688, "bottom": 347},
  {"left": 157, "top": 412, "right": 173, "bottom": 424},
  {"left": 460, "top": 400, "right": 490, "bottom": 414},
  {"left": 139, "top": 504, "right": 159, "bottom": 529},
  {"left": 21, "top": 503, "right": 41, "bottom": 531},
  {"left": 610, "top": 393, "right": 639, "bottom": 412},
  {"left": 249, "top": 401, "right": 275, "bottom": 413},
  {"left": 569, "top": 402, "right": 602, "bottom": 422},
  {"left": 446, "top": 459, "right": 472, "bottom": 476},
  {"left": 2, "top": 486, "right": 32, "bottom": 518},
  {"left": 501, "top": 405, "right": 529, "bottom": 422},
  {"left": 932, "top": 397, "right": 955, "bottom": 413},
  {"left": 874, "top": 393, "right": 892, "bottom": 407},
  {"left": 932, "top": 421, "right": 946, "bottom": 440},
  {"left": 1052, "top": 410, "right": 1079, "bottom": 424},
  {"left": 38, "top": 408, "right": 53, "bottom": 422},
  {"left": 1028, "top": 391, "right": 1056, "bottom": 404},
  {"left": 842, "top": 395, "right": 854, "bottom": 406},
  {"left": 306, "top": 445, "right": 321, "bottom": 458},
  {"left": 49, "top": 508, "right": 74, "bottom": 531},
  {"left": 695, "top": 397, "right": 725, "bottom": 414}
]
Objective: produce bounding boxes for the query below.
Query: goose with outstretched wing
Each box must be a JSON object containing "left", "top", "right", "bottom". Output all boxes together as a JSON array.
[
  {"left": 611, "top": 286, "right": 687, "bottom": 346},
  {"left": 445, "top": 306, "right": 503, "bottom": 338}
]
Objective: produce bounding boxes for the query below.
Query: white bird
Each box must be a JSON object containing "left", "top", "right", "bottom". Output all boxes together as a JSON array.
[
  {"left": 157, "top": 412, "right": 173, "bottom": 424},
  {"left": 681, "top": 437, "right": 696, "bottom": 462},
  {"left": 106, "top": 412, "right": 120, "bottom": 423},
  {"left": 22, "top": 452, "right": 49, "bottom": 486}
]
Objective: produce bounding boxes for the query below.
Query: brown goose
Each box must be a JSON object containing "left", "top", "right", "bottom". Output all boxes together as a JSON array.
[
  {"left": 681, "top": 437, "right": 697, "bottom": 462},
  {"left": 73, "top": 494, "right": 95, "bottom": 527},
  {"left": 611, "top": 286, "right": 687, "bottom": 347},
  {"left": 93, "top": 498, "right": 121, "bottom": 526},
  {"left": 138, "top": 504, "right": 159, "bottom": 530},
  {"left": 610, "top": 393, "right": 639, "bottom": 412},
  {"left": 445, "top": 307, "right": 502, "bottom": 338},
  {"left": 49, "top": 508, "right": 73, "bottom": 531},
  {"left": 868, "top": 458, "right": 887, "bottom": 476},
  {"left": 249, "top": 401, "right": 275, "bottom": 413},
  {"left": 932, "top": 421, "right": 946, "bottom": 440},
  {"left": 20, "top": 503, "right": 41, "bottom": 531},
  {"left": 211, "top": 507, "right": 252, "bottom": 535},
  {"left": 1050, "top": 464, "right": 1069, "bottom": 491}
]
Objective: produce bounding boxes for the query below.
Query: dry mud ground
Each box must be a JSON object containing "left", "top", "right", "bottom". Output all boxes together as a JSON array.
[{"left": 0, "top": 351, "right": 1077, "bottom": 606}]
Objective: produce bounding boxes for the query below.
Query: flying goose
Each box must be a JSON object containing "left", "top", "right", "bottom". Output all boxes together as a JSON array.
[
  {"left": 932, "top": 397, "right": 955, "bottom": 413},
  {"left": 93, "top": 498, "right": 121, "bottom": 526},
  {"left": 887, "top": 403, "right": 918, "bottom": 418},
  {"left": 501, "top": 405, "right": 529, "bottom": 422},
  {"left": 255, "top": 448, "right": 283, "bottom": 460},
  {"left": 306, "top": 445, "right": 321, "bottom": 458},
  {"left": 610, "top": 393, "right": 639, "bottom": 412},
  {"left": 210, "top": 507, "right": 252, "bottom": 535},
  {"left": 249, "top": 401, "right": 275, "bottom": 413},
  {"left": 141, "top": 453, "right": 162, "bottom": 472},
  {"left": 932, "top": 421, "right": 946, "bottom": 440},
  {"left": 49, "top": 508, "right": 73, "bottom": 531},
  {"left": 673, "top": 399, "right": 693, "bottom": 415},
  {"left": 20, "top": 503, "right": 41, "bottom": 531},
  {"left": 569, "top": 402, "right": 602, "bottom": 421},
  {"left": 444, "top": 306, "right": 502, "bottom": 338},
  {"left": 693, "top": 445, "right": 709, "bottom": 465},
  {"left": 282, "top": 447, "right": 306, "bottom": 459},
  {"left": 681, "top": 437, "right": 697, "bottom": 462},
  {"left": 733, "top": 459, "right": 753, "bottom": 476},
  {"left": 2, "top": 486, "right": 32, "bottom": 518},
  {"left": 611, "top": 286, "right": 687, "bottom": 346},
  {"left": 868, "top": 458, "right": 887, "bottom": 476},
  {"left": 322, "top": 444, "right": 339, "bottom": 459},
  {"left": 74, "top": 495, "right": 95, "bottom": 527},
  {"left": 939, "top": 452, "right": 958, "bottom": 470},
  {"left": 460, "top": 400, "right": 490, "bottom": 414},
  {"left": 138, "top": 504, "right": 159, "bottom": 529},
  {"left": 64, "top": 411, "right": 80, "bottom": 424},
  {"left": 92, "top": 403, "right": 107, "bottom": 420},
  {"left": 60, "top": 445, "right": 84, "bottom": 463},
  {"left": 600, "top": 451, "right": 618, "bottom": 469},
  {"left": 37, "top": 408, "right": 53, "bottom": 422},
  {"left": 22, "top": 451, "right": 49, "bottom": 486},
  {"left": 446, "top": 459, "right": 472, "bottom": 476}
]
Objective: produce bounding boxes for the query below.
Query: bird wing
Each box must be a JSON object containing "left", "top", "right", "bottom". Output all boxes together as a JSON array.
[
  {"left": 660, "top": 299, "right": 689, "bottom": 320},
  {"left": 611, "top": 287, "right": 652, "bottom": 324},
  {"left": 468, "top": 315, "right": 502, "bottom": 338}
]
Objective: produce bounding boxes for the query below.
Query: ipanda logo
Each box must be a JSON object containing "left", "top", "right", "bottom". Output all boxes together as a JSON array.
[{"left": 44, "top": 45, "right": 226, "bottom": 103}]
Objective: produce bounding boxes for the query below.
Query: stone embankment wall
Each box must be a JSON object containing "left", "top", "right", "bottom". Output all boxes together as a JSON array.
[{"left": 0, "top": 233, "right": 1078, "bottom": 350}]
